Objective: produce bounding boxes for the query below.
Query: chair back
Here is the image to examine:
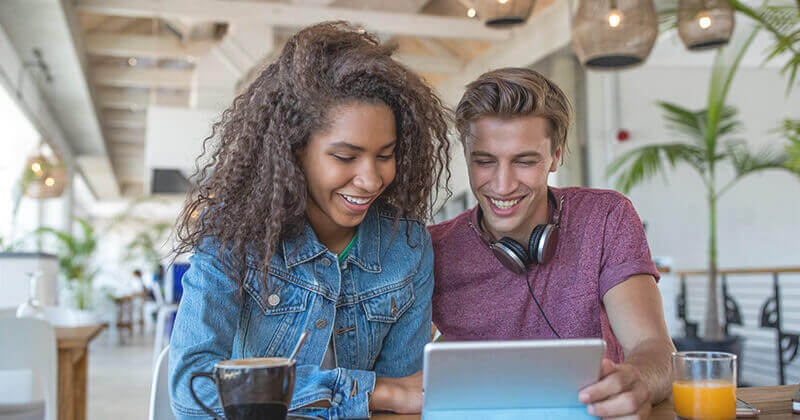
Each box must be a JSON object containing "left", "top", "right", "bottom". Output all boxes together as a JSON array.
[
  {"left": 150, "top": 345, "right": 174, "bottom": 420},
  {"left": 0, "top": 317, "right": 58, "bottom": 420},
  {"left": 147, "top": 279, "right": 166, "bottom": 306}
]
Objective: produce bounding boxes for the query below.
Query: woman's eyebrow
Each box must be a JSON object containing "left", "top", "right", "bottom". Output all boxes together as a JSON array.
[{"left": 330, "top": 139, "right": 397, "bottom": 151}]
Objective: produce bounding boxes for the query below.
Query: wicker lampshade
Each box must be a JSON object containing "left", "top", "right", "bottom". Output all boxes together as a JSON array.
[
  {"left": 571, "top": 0, "right": 658, "bottom": 70},
  {"left": 678, "top": 0, "right": 735, "bottom": 51},
  {"left": 23, "top": 155, "right": 67, "bottom": 199},
  {"left": 474, "top": 0, "right": 536, "bottom": 27}
]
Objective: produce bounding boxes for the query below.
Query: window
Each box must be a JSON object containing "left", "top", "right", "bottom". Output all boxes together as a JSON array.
[{"left": 0, "top": 83, "right": 42, "bottom": 243}]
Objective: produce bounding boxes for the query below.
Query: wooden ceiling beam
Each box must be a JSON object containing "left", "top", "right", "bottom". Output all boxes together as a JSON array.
[
  {"left": 76, "top": 0, "right": 511, "bottom": 41},
  {"left": 93, "top": 66, "right": 193, "bottom": 89},
  {"left": 86, "top": 33, "right": 215, "bottom": 61},
  {"left": 97, "top": 88, "right": 191, "bottom": 109}
]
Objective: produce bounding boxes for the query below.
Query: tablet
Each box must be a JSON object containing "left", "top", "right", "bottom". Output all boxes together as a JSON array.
[{"left": 422, "top": 338, "right": 605, "bottom": 418}]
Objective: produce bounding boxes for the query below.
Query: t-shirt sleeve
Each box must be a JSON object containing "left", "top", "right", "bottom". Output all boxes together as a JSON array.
[{"left": 598, "top": 197, "right": 660, "bottom": 298}]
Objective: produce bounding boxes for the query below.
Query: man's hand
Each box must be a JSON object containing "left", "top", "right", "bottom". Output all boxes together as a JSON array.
[
  {"left": 370, "top": 370, "right": 423, "bottom": 414},
  {"left": 579, "top": 359, "right": 653, "bottom": 419}
]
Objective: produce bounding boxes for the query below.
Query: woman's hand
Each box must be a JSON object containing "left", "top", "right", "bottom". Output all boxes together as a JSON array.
[{"left": 370, "top": 370, "right": 423, "bottom": 413}]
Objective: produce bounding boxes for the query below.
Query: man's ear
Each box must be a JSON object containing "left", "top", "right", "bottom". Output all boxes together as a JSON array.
[{"left": 549, "top": 145, "right": 563, "bottom": 172}]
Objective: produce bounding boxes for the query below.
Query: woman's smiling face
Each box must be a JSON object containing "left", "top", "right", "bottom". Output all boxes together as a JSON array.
[{"left": 298, "top": 101, "right": 397, "bottom": 238}]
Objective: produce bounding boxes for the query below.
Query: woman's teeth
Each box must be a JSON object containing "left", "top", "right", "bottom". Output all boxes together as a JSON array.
[
  {"left": 489, "top": 197, "right": 520, "bottom": 209},
  {"left": 342, "top": 194, "right": 370, "bottom": 205}
]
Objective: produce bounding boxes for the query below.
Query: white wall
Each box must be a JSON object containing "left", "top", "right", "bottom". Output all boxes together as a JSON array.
[
  {"left": 144, "top": 106, "right": 220, "bottom": 189},
  {"left": 586, "top": 30, "right": 800, "bottom": 271}
]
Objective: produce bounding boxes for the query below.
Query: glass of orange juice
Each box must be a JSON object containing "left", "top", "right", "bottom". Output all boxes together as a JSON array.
[{"left": 672, "top": 351, "right": 737, "bottom": 420}]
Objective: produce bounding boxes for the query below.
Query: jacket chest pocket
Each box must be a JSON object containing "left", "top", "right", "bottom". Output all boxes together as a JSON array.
[
  {"left": 242, "top": 268, "right": 311, "bottom": 357},
  {"left": 360, "top": 278, "right": 415, "bottom": 364}
]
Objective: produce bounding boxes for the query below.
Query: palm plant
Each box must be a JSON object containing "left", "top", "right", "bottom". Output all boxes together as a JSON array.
[
  {"left": 124, "top": 221, "right": 171, "bottom": 273},
  {"left": 608, "top": 29, "right": 800, "bottom": 340},
  {"left": 35, "top": 218, "right": 99, "bottom": 310}
]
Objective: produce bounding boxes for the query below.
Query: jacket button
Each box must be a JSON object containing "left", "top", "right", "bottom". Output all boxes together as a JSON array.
[
  {"left": 321, "top": 257, "right": 332, "bottom": 267},
  {"left": 315, "top": 318, "right": 327, "bottom": 329}
]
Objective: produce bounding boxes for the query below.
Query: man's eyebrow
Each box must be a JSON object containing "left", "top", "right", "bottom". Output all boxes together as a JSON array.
[
  {"left": 513, "top": 151, "right": 544, "bottom": 159},
  {"left": 470, "top": 151, "right": 495, "bottom": 158}
]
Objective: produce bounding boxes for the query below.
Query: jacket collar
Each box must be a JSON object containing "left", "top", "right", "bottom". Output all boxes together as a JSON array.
[{"left": 281, "top": 205, "right": 381, "bottom": 272}]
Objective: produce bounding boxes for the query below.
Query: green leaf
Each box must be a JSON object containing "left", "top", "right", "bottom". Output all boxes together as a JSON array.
[{"left": 608, "top": 143, "right": 707, "bottom": 194}]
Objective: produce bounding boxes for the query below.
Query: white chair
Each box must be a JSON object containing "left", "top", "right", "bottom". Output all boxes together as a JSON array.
[
  {"left": 0, "top": 318, "right": 58, "bottom": 420},
  {"left": 150, "top": 275, "right": 179, "bottom": 363},
  {"left": 153, "top": 304, "right": 179, "bottom": 366},
  {"left": 150, "top": 346, "right": 174, "bottom": 420}
]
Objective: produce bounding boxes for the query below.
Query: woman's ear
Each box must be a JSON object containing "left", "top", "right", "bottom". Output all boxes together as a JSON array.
[{"left": 294, "top": 147, "right": 306, "bottom": 167}]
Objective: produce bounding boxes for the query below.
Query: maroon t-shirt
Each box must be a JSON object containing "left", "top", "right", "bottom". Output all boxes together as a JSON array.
[{"left": 428, "top": 187, "right": 660, "bottom": 363}]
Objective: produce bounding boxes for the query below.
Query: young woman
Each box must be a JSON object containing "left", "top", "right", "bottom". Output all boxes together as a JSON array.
[{"left": 168, "top": 22, "right": 451, "bottom": 419}]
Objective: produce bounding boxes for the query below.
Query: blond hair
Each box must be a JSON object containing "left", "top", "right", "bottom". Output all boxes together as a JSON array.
[{"left": 455, "top": 67, "right": 572, "bottom": 159}]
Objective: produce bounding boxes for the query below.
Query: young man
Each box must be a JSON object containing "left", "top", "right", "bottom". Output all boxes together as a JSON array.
[{"left": 430, "top": 68, "right": 675, "bottom": 419}]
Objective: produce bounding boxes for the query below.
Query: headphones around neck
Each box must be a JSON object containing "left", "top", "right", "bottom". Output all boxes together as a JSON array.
[{"left": 474, "top": 189, "right": 563, "bottom": 275}]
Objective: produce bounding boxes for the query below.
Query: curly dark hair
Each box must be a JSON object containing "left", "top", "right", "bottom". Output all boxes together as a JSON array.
[{"left": 173, "top": 22, "right": 451, "bottom": 291}]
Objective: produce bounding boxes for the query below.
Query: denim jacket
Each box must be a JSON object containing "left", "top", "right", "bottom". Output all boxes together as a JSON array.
[{"left": 169, "top": 206, "right": 434, "bottom": 419}]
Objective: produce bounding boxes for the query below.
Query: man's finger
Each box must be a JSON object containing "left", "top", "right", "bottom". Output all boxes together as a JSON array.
[
  {"left": 601, "top": 400, "right": 652, "bottom": 420},
  {"left": 600, "top": 358, "right": 616, "bottom": 377},
  {"left": 579, "top": 369, "right": 636, "bottom": 404},
  {"left": 579, "top": 359, "right": 618, "bottom": 403},
  {"left": 586, "top": 381, "right": 650, "bottom": 418}
]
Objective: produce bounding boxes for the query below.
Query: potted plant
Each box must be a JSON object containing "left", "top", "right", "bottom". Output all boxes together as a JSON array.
[
  {"left": 35, "top": 218, "right": 99, "bottom": 310},
  {"left": 123, "top": 221, "right": 171, "bottom": 273},
  {"left": 608, "top": 28, "right": 800, "bottom": 352}
]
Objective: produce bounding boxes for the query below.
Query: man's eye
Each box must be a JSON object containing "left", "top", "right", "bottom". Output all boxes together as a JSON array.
[
  {"left": 333, "top": 155, "right": 355, "bottom": 162},
  {"left": 517, "top": 161, "right": 538, "bottom": 166},
  {"left": 474, "top": 160, "right": 493, "bottom": 166}
]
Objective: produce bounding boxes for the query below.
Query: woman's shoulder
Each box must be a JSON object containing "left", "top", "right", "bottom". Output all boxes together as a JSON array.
[
  {"left": 372, "top": 205, "right": 430, "bottom": 255},
  {"left": 375, "top": 205, "right": 427, "bottom": 234}
]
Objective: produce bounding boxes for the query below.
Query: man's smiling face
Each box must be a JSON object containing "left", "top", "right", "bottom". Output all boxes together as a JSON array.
[{"left": 467, "top": 115, "right": 562, "bottom": 245}]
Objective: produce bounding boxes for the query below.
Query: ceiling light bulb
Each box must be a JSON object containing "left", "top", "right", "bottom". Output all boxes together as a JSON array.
[
  {"left": 697, "top": 12, "right": 712, "bottom": 29},
  {"left": 467, "top": 7, "right": 477, "bottom": 18},
  {"left": 128, "top": 57, "right": 137, "bottom": 66},
  {"left": 44, "top": 177, "right": 55, "bottom": 187},
  {"left": 31, "top": 162, "right": 42, "bottom": 174},
  {"left": 607, "top": 9, "right": 623, "bottom": 28},
  {"left": 497, "top": 0, "right": 509, "bottom": 4}
]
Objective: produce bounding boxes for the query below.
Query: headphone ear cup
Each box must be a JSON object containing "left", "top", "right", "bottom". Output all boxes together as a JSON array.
[
  {"left": 528, "top": 225, "right": 547, "bottom": 265},
  {"left": 496, "top": 237, "right": 530, "bottom": 268}
]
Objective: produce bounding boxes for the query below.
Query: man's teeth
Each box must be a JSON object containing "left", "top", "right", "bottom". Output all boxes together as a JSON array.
[
  {"left": 490, "top": 198, "right": 520, "bottom": 209},
  {"left": 342, "top": 194, "right": 370, "bottom": 205}
]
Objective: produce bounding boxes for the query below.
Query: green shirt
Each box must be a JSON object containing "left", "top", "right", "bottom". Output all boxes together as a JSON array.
[{"left": 337, "top": 232, "right": 358, "bottom": 265}]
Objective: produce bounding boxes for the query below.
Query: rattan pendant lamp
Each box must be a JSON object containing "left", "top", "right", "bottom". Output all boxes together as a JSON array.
[
  {"left": 474, "top": 0, "right": 536, "bottom": 27},
  {"left": 677, "top": 0, "right": 735, "bottom": 51},
  {"left": 572, "top": 0, "right": 658, "bottom": 70},
  {"left": 23, "top": 152, "right": 67, "bottom": 199}
]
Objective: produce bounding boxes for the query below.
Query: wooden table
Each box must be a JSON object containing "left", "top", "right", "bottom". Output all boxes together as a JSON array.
[
  {"left": 55, "top": 324, "right": 105, "bottom": 420},
  {"left": 373, "top": 385, "right": 800, "bottom": 419}
]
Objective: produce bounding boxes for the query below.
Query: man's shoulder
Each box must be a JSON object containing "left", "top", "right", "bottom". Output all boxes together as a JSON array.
[
  {"left": 427, "top": 208, "right": 474, "bottom": 246},
  {"left": 553, "top": 186, "right": 631, "bottom": 212}
]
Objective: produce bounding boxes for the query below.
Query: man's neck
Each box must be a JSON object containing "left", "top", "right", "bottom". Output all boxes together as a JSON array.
[{"left": 483, "top": 192, "right": 550, "bottom": 247}]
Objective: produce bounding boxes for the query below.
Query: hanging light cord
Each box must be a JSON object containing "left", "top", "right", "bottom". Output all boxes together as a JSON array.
[{"left": 524, "top": 270, "right": 561, "bottom": 339}]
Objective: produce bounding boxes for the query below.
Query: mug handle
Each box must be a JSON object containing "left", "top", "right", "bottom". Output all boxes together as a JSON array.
[{"left": 189, "top": 372, "right": 223, "bottom": 420}]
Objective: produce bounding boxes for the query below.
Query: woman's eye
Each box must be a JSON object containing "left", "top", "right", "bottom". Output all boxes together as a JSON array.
[
  {"left": 333, "top": 155, "right": 355, "bottom": 162},
  {"left": 377, "top": 153, "right": 395, "bottom": 160}
]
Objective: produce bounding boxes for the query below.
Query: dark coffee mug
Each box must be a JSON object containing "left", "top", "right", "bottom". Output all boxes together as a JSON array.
[{"left": 189, "top": 357, "right": 296, "bottom": 420}]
